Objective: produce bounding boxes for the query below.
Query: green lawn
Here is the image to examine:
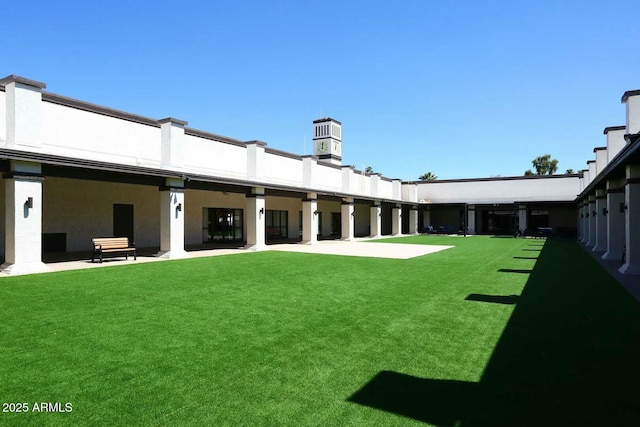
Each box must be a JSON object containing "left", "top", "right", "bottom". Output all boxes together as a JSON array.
[{"left": 1, "top": 236, "right": 639, "bottom": 426}]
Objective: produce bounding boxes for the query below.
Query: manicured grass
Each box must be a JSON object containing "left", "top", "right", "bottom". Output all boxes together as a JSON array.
[{"left": 1, "top": 236, "right": 638, "bottom": 426}]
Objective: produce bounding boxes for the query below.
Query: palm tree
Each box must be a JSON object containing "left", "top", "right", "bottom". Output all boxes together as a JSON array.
[{"left": 419, "top": 172, "right": 437, "bottom": 181}]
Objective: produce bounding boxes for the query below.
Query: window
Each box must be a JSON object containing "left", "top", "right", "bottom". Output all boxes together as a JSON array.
[{"left": 266, "top": 210, "right": 288, "bottom": 239}]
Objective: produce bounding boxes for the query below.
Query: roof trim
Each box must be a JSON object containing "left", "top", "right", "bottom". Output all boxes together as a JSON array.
[
  {"left": 183, "top": 127, "right": 246, "bottom": 147},
  {"left": 42, "top": 92, "right": 160, "bottom": 127},
  {"left": 312, "top": 117, "right": 342, "bottom": 125},
  {"left": 264, "top": 147, "right": 303, "bottom": 160},
  {"left": 603, "top": 125, "right": 626, "bottom": 134},
  {"left": 621, "top": 89, "right": 640, "bottom": 103},
  {"left": 0, "top": 74, "right": 46, "bottom": 89}
]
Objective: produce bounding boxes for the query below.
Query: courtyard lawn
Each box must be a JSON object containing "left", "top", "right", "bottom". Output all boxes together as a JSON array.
[{"left": 1, "top": 236, "right": 639, "bottom": 426}]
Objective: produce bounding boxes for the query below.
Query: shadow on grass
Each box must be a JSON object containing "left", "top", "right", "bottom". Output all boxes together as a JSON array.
[
  {"left": 465, "top": 294, "right": 519, "bottom": 305},
  {"left": 349, "top": 239, "right": 640, "bottom": 426},
  {"left": 513, "top": 256, "right": 538, "bottom": 260},
  {"left": 521, "top": 248, "right": 542, "bottom": 252},
  {"left": 498, "top": 268, "right": 533, "bottom": 274}
]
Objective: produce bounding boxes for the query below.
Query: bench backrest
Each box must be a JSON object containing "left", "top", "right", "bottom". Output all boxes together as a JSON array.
[{"left": 92, "top": 237, "right": 131, "bottom": 249}]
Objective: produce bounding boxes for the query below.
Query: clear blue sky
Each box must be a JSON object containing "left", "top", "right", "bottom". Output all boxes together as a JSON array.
[{"left": 4, "top": 0, "right": 640, "bottom": 180}]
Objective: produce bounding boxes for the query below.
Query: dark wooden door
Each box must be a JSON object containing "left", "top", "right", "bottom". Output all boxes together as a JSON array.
[{"left": 113, "top": 204, "right": 134, "bottom": 242}]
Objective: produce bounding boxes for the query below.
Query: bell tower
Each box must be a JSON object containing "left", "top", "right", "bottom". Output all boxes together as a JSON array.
[{"left": 312, "top": 117, "right": 342, "bottom": 165}]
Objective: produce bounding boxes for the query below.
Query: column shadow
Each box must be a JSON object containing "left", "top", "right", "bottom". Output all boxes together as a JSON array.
[{"left": 348, "top": 239, "right": 640, "bottom": 426}]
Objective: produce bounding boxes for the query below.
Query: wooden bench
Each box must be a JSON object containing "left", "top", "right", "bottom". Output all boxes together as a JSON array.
[{"left": 91, "top": 237, "right": 136, "bottom": 263}]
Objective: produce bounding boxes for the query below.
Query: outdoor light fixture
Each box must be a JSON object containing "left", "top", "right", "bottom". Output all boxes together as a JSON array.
[
  {"left": 621, "top": 202, "right": 628, "bottom": 212},
  {"left": 592, "top": 210, "right": 597, "bottom": 217},
  {"left": 259, "top": 207, "right": 265, "bottom": 214},
  {"left": 313, "top": 210, "right": 319, "bottom": 215},
  {"left": 25, "top": 197, "right": 33, "bottom": 209},
  {"left": 603, "top": 208, "right": 608, "bottom": 216},
  {"left": 176, "top": 203, "right": 182, "bottom": 212},
  {"left": 351, "top": 212, "right": 355, "bottom": 217}
]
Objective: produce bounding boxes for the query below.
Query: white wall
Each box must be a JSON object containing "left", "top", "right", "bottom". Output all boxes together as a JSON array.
[
  {"left": 183, "top": 134, "right": 247, "bottom": 179},
  {"left": 313, "top": 164, "right": 342, "bottom": 191},
  {"left": 41, "top": 102, "right": 161, "bottom": 166},
  {"left": 0, "top": 90, "right": 5, "bottom": 145},
  {"left": 377, "top": 179, "right": 394, "bottom": 200},
  {"left": 417, "top": 176, "right": 581, "bottom": 204},
  {"left": 263, "top": 153, "right": 303, "bottom": 187}
]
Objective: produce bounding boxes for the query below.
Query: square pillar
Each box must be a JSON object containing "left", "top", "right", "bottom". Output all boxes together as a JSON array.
[
  {"left": 0, "top": 75, "right": 46, "bottom": 148},
  {"left": 409, "top": 207, "right": 419, "bottom": 235},
  {"left": 246, "top": 140, "right": 267, "bottom": 181},
  {"left": 619, "top": 165, "right": 640, "bottom": 275},
  {"left": 580, "top": 202, "right": 589, "bottom": 243},
  {"left": 341, "top": 199, "right": 355, "bottom": 241},
  {"left": 159, "top": 117, "right": 187, "bottom": 169},
  {"left": 586, "top": 195, "right": 596, "bottom": 248},
  {"left": 592, "top": 189, "right": 607, "bottom": 252},
  {"left": 1, "top": 161, "right": 48, "bottom": 275},
  {"left": 576, "top": 203, "right": 582, "bottom": 241},
  {"left": 517, "top": 205, "right": 527, "bottom": 233},
  {"left": 302, "top": 193, "right": 318, "bottom": 245},
  {"left": 156, "top": 178, "right": 188, "bottom": 259},
  {"left": 245, "top": 187, "right": 266, "bottom": 251},
  {"left": 603, "top": 186, "right": 625, "bottom": 261},
  {"left": 392, "top": 204, "right": 402, "bottom": 236},
  {"left": 467, "top": 206, "right": 476, "bottom": 235},
  {"left": 370, "top": 203, "right": 381, "bottom": 238}
]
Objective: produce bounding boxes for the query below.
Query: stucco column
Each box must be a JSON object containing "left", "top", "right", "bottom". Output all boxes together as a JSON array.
[
  {"left": 245, "top": 187, "right": 266, "bottom": 251},
  {"left": 0, "top": 75, "right": 46, "bottom": 148},
  {"left": 1, "top": 161, "right": 48, "bottom": 275},
  {"left": 577, "top": 202, "right": 583, "bottom": 241},
  {"left": 340, "top": 199, "right": 355, "bottom": 241},
  {"left": 580, "top": 202, "right": 589, "bottom": 243},
  {"left": 603, "top": 186, "right": 625, "bottom": 261},
  {"left": 302, "top": 193, "right": 318, "bottom": 245},
  {"left": 156, "top": 178, "right": 188, "bottom": 259},
  {"left": 369, "top": 203, "right": 381, "bottom": 238},
  {"left": 586, "top": 195, "right": 597, "bottom": 248},
  {"left": 423, "top": 208, "right": 431, "bottom": 232},
  {"left": 159, "top": 117, "right": 187, "bottom": 169},
  {"left": 517, "top": 205, "right": 527, "bottom": 233},
  {"left": 619, "top": 165, "right": 640, "bottom": 275},
  {"left": 592, "top": 189, "right": 607, "bottom": 252},
  {"left": 391, "top": 205, "right": 402, "bottom": 236},
  {"left": 466, "top": 205, "right": 475, "bottom": 235},
  {"left": 409, "top": 206, "right": 419, "bottom": 235}
]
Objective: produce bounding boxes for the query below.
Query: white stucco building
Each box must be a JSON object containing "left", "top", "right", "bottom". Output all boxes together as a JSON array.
[{"left": 0, "top": 74, "right": 638, "bottom": 276}]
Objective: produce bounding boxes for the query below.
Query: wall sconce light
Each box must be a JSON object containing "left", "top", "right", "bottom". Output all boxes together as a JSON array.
[
  {"left": 259, "top": 207, "right": 265, "bottom": 215},
  {"left": 580, "top": 214, "right": 584, "bottom": 218},
  {"left": 586, "top": 212, "right": 590, "bottom": 217},
  {"left": 351, "top": 212, "right": 355, "bottom": 217},
  {"left": 176, "top": 203, "right": 182, "bottom": 212},
  {"left": 313, "top": 210, "right": 319, "bottom": 216},
  {"left": 25, "top": 197, "right": 33, "bottom": 209},
  {"left": 620, "top": 202, "right": 628, "bottom": 213},
  {"left": 603, "top": 208, "right": 608, "bottom": 216},
  {"left": 592, "top": 210, "right": 597, "bottom": 217}
]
